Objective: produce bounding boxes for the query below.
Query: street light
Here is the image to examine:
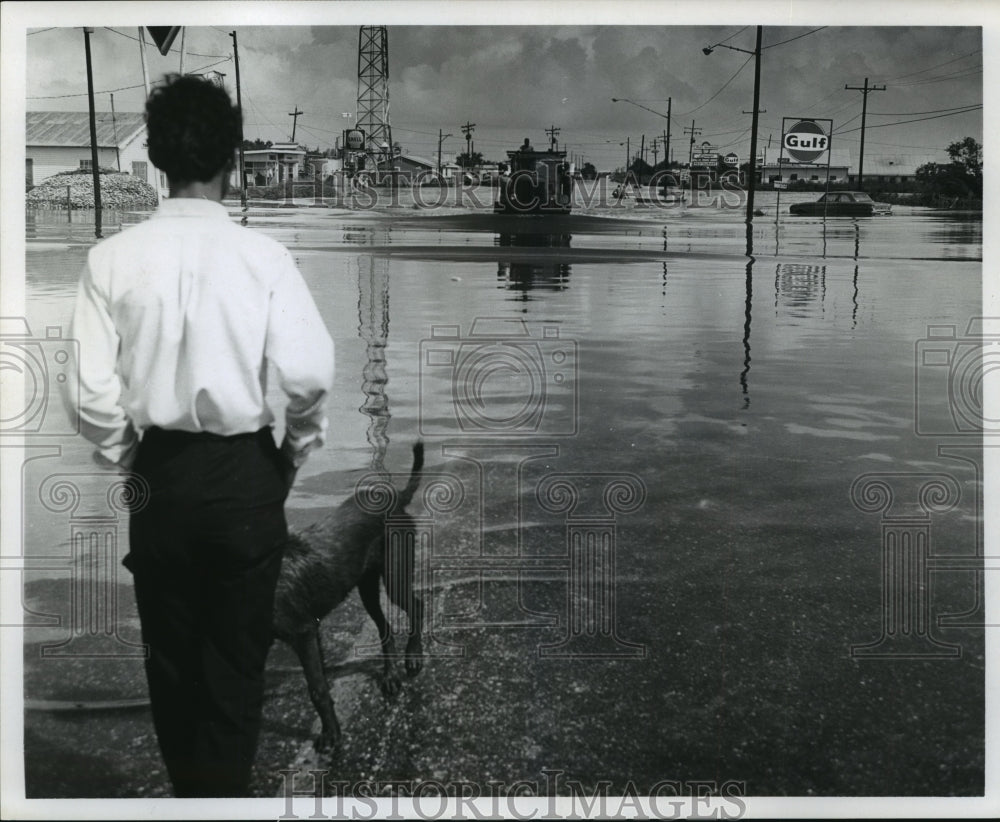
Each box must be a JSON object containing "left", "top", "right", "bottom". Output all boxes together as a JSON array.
[{"left": 702, "top": 27, "right": 763, "bottom": 224}]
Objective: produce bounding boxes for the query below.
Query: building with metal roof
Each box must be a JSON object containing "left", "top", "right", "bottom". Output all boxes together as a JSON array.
[{"left": 26, "top": 110, "right": 167, "bottom": 198}]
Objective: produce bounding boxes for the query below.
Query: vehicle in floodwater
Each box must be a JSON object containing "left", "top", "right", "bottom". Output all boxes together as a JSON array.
[
  {"left": 495, "top": 138, "right": 574, "bottom": 215},
  {"left": 789, "top": 191, "right": 892, "bottom": 217}
]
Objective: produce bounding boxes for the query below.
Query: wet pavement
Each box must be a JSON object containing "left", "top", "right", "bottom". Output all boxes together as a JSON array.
[{"left": 14, "top": 189, "right": 985, "bottom": 802}]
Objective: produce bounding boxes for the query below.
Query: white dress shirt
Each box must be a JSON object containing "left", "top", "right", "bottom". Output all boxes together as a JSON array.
[{"left": 65, "top": 198, "right": 334, "bottom": 469}]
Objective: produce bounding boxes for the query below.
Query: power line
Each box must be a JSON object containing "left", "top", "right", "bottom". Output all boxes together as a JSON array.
[
  {"left": 886, "top": 48, "right": 981, "bottom": 82},
  {"left": 835, "top": 105, "right": 981, "bottom": 135},
  {"left": 103, "top": 27, "right": 229, "bottom": 58},
  {"left": 870, "top": 103, "right": 983, "bottom": 116},
  {"left": 762, "top": 27, "right": 827, "bottom": 50},
  {"left": 679, "top": 53, "right": 753, "bottom": 117},
  {"left": 892, "top": 67, "right": 982, "bottom": 87},
  {"left": 27, "top": 57, "right": 233, "bottom": 100}
]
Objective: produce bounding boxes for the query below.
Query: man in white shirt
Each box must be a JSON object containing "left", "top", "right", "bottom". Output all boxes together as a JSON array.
[{"left": 63, "top": 73, "right": 334, "bottom": 797}]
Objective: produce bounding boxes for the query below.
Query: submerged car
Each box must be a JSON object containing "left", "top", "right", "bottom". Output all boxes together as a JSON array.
[{"left": 789, "top": 191, "right": 892, "bottom": 216}]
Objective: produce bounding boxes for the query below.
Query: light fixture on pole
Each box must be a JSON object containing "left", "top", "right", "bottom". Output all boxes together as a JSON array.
[
  {"left": 612, "top": 97, "right": 672, "bottom": 170},
  {"left": 702, "top": 27, "right": 763, "bottom": 223}
]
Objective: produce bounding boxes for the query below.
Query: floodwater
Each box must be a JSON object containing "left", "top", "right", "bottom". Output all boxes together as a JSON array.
[{"left": 17, "top": 189, "right": 985, "bottom": 799}]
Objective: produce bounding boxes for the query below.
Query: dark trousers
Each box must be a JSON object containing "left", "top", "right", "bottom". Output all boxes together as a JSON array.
[{"left": 125, "top": 426, "right": 289, "bottom": 797}]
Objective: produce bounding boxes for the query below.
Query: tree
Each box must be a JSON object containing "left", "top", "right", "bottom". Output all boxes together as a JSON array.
[
  {"left": 243, "top": 138, "right": 272, "bottom": 150},
  {"left": 946, "top": 137, "right": 982, "bottom": 180},
  {"left": 914, "top": 136, "right": 983, "bottom": 202},
  {"left": 580, "top": 162, "right": 597, "bottom": 180},
  {"left": 456, "top": 151, "right": 484, "bottom": 169}
]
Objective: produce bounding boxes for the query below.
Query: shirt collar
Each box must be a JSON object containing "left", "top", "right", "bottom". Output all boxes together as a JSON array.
[{"left": 154, "top": 198, "right": 231, "bottom": 219}]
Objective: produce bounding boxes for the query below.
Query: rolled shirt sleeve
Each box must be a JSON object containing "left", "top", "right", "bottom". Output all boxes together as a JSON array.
[
  {"left": 266, "top": 254, "right": 335, "bottom": 468},
  {"left": 64, "top": 260, "right": 139, "bottom": 469}
]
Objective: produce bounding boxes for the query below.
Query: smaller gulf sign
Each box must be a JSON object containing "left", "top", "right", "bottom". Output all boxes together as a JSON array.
[
  {"left": 723, "top": 152, "right": 739, "bottom": 166},
  {"left": 782, "top": 120, "right": 830, "bottom": 163}
]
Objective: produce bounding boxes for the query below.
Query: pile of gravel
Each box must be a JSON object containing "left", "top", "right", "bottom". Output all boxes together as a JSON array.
[{"left": 27, "top": 169, "right": 158, "bottom": 210}]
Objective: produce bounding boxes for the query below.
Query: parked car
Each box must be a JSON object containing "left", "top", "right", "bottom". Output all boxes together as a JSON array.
[{"left": 789, "top": 191, "right": 892, "bottom": 216}]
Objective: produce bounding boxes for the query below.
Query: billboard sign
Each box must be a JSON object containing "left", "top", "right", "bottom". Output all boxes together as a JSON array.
[{"left": 781, "top": 119, "right": 831, "bottom": 164}]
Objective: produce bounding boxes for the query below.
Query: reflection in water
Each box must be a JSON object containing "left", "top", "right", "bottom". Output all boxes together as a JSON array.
[
  {"left": 741, "top": 256, "right": 753, "bottom": 408},
  {"left": 852, "top": 265, "right": 860, "bottom": 329},
  {"left": 496, "top": 232, "right": 572, "bottom": 302},
  {"left": 774, "top": 263, "right": 827, "bottom": 319},
  {"left": 742, "top": 226, "right": 754, "bottom": 408},
  {"left": 357, "top": 254, "right": 391, "bottom": 471}
]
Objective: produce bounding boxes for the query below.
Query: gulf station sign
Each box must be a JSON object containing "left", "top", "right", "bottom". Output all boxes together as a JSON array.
[{"left": 781, "top": 119, "right": 832, "bottom": 164}]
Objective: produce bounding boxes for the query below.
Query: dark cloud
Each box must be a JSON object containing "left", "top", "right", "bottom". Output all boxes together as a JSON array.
[{"left": 23, "top": 22, "right": 982, "bottom": 169}]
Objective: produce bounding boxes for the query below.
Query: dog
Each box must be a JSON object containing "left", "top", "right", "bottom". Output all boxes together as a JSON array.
[{"left": 272, "top": 441, "right": 425, "bottom": 753}]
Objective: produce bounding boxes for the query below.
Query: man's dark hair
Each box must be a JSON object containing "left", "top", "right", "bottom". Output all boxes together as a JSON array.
[{"left": 145, "top": 73, "right": 242, "bottom": 184}]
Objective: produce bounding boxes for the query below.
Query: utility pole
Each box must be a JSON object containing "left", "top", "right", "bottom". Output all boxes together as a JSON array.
[
  {"left": 685, "top": 120, "right": 702, "bottom": 200},
  {"left": 110, "top": 93, "right": 120, "bottom": 171},
  {"left": 461, "top": 120, "right": 475, "bottom": 169},
  {"left": 746, "top": 25, "right": 763, "bottom": 221},
  {"left": 438, "top": 129, "right": 452, "bottom": 176},
  {"left": 546, "top": 124, "right": 561, "bottom": 151},
  {"left": 83, "top": 27, "right": 102, "bottom": 239},
  {"left": 651, "top": 137, "right": 659, "bottom": 171},
  {"left": 684, "top": 120, "right": 702, "bottom": 167},
  {"left": 638, "top": 134, "right": 646, "bottom": 184},
  {"left": 844, "top": 77, "right": 886, "bottom": 190},
  {"left": 137, "top": 28, "right": 151, "bottom": 97},
  {"left": 289, "top": 106, "right": 304, "bottom": 143},
  {"left": 230, "top": 31, "right": 247, "bottom": 212},
  {"left": 664, "top": 97, "right": 672, "bottom": 169}
]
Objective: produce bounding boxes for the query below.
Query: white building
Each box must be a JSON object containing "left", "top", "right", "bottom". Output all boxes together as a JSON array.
[
  {"left": 243, "top": 142, "right": 307, "bottom": 186},
  {"left": 757, "top": 149, "right": 852, "bottom": 185},
  {"left": 26, "top": 110, "right": 169, "bottom": 198}
]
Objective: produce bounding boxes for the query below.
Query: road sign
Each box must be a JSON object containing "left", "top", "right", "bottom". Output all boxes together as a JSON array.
[
  {"left": 693, "top": 153, "right": 717, "bottom": 164},
  {"left": 782, "top": 119, "right": 830, "bottom": 163},
  {"left": 146, "top": 26, "right": 181, "bottom": 56}
]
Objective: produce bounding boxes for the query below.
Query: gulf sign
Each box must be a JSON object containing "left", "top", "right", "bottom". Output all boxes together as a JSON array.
[{"left": 782, "top": 120, "right": 830, "bottom": 163}]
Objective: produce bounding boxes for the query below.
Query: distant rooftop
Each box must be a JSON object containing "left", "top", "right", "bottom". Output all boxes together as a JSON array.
[{"left": 27, "top": 111, "right": 145, "bottom": 148}]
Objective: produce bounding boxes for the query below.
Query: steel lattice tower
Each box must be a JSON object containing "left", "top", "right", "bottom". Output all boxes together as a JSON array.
[{"left": 357, "top": 26, "right": 393, "bottom": 172}]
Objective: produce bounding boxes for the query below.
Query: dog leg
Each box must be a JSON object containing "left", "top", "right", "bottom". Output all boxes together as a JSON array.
[
  {"left": 384, "top": 532, "right": 424, "bottom": 677},
  {"left": 287, "top": 625, "right": 341, "bottom": 754},
  {"left": 357, "top": 568, "right": 402, "bottom": 697}
]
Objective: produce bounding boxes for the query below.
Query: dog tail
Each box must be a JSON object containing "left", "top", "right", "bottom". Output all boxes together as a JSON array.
[{"left": 397, "top": 440, "right": 424, "bottom": 510}]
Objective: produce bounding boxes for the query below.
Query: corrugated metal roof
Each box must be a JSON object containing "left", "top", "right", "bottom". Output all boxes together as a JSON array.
[
  {"left": 863, "top": 154, "right": 942, "bottom": 175},
  {"left": 26, "top": 111, "right": 146, "bottom": 148}
]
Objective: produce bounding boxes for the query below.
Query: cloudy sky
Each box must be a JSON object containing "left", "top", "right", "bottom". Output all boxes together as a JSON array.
[{"left": 12, "top": 2, "right": 986, "bottom": 172}]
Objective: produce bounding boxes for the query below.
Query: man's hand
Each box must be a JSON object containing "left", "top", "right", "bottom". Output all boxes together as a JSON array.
[{"left": 278, "top": 436, "right": 300, "bottom": 493}]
